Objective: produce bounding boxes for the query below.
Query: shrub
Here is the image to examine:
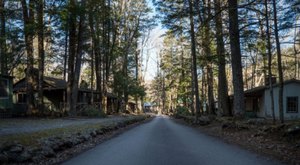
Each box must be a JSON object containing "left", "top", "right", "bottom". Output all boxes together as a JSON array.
[
  {"left": 175, "top": 106, "right": 191, "bottom": 117},
  {"left": 81, "top": 106, "right": 107, "bottom": 118}
]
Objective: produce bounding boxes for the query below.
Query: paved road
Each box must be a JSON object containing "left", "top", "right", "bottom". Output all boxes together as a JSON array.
[{"left": 62, "top": 116, "right": 283, "bottom": 165}]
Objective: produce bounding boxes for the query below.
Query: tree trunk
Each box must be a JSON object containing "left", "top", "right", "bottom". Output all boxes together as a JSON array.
[
  {"left": 265, "top": 0, "right": 275, "bottom": 122},
  {"left": 71, "top": 0, "right": 86, "bottom": 116},
  {"left": 91, "top": 40, "right": 94, "bottom": 104},
  {"left": 67, "top": 0, "right": 77, "bottom": 116},
  {"left": 123, "top": 51, "right": 128, "bottom": 113},
  {"left": 272, "top": 0, "right": 284, "bottom": 123},
  {"left": 135, "top": 49, "right": 139, "bottom": 113},
  {"left": 0, "top": 0, "right": 7, "bottom": 75},
  {"left": 103, "top": 0, "right": 111, "bottom": 114},
  {"left": 162, "top": 73, "right": 166, "bottom": 114},
  {"left": 214, "top": 0, "right": 230, "bottom": 116},
  {"left": 203, "top": 0, "right": 215, "bottom": 115},
  {"left": 228, "top": 0, "right": 245, "bottom": 117},
  {"left": 63, "top": 27, "right": 68, "bottom": 81},
  {"left": 207, "top": 67, "right": 215, "bottom": 114},
  {"left": 108, "top": 1, "right": 112, "bottom": 112},
  {"left": 88, "top": 10, "right": 102, "bottom": 112},
  {"left": 258, "top": 12, "right": 268, "bottom": 84},
  {"left": 21, "top": 0, "right": 35, "bottom": 115},
  {"left": 95, "top": 50, "right": 102, "bottom": 111},
  {"left": 190, "top": 45, "right": 195, "bottom": 115},
  {"left": 37, "top": 0, "right": 44, "bottom": 113},
  {"left": 188, "top": 0, "right": 201, "bottom": 120},
  {"left": 250, "top": 53, "right": 257, "bottom": 89},
  {"left": 201, "top": 67, "right": 205, "bottom": 114},
  {"left": 191, "top": 66, "right": 195, "bottom": 115}
]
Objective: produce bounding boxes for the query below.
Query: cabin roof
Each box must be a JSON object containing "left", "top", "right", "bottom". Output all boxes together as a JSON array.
[
  {"left": 44, "top": 77, "right": 67, "bottom": 89},
  {"left": 244, "top": 86, "right": 266, "bottom": 97},
  {"left": 13, "top": 76, "right": 118, "bottom": 98},
  {"left": 0, "top": 74, "right": 14, "bottom": 79},
  {"left": 13, "top": 76, "right": 67, "bottom": 91},
  {"left": 271, "top": 78, "right": 300, "bottom": 87},
  {"left": 232, "top": 79, "right": 300, "bottom": 98}
]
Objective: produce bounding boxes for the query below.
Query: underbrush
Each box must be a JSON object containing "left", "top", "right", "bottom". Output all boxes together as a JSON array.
[
  {"left": 174, "top": 106, "right": 191, "bottom": 117},
  {"left": 80, "top": 106, "right": 107, "bottom": 118}
]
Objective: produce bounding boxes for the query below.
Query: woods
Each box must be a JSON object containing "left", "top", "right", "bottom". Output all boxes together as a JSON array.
[
  {"left": 152, "top": 0, "right": 300, "bottom": 121},
  {"left": 0, "top": 1, "right": 300, "bottom": 164},
  {"left": 0, "top": 0, "right": 153, "bottom": 116},
  {"left": 0, "top": 0, "right": 299, "bottom": 120}
]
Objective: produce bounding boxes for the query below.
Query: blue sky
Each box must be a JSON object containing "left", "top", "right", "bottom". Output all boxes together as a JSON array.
[
  {"left": 141, "top": 27, "right": 166, "bottom": 81},
  {"left": 141, "top": 0, "right": 166, "bottom": 81}
]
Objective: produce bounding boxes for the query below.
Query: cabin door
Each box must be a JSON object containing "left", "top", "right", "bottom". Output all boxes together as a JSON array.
[{"left": 252, "top": 98, "right": 259, "bottom": 112}]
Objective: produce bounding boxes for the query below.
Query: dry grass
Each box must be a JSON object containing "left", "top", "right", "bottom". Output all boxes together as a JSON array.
[{"left": 0, "top": 115, "right": 147, "bottom": 147}]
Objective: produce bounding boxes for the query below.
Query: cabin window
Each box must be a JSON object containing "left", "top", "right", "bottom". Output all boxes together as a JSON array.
[
  {"left": 17, "top": 93, "right": 27, "bottom": 103},
  {"left": 286, "top": 97, "right": 298, "bottom": 113},
  {"left": 0, "top": 79, "right": 9, "bottom": 98}
]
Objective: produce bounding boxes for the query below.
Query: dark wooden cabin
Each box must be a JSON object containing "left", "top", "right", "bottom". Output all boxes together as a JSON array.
[{"left": 13, "top": 76, "right": 118, "bottom": 115}]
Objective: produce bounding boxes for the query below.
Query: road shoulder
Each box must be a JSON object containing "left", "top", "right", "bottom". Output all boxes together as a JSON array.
[{"left": 171, "top": 116, "right": 300, "bottom": 165}]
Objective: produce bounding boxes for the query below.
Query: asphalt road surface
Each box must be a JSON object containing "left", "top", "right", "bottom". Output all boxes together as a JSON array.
[{"left": 62, "top": 116, "right": 283, "bottom": 165}]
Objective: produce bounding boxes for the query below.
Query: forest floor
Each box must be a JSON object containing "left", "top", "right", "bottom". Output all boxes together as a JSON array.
[{"left": 174, "top": 116, "right": 300, "bottom": 165}]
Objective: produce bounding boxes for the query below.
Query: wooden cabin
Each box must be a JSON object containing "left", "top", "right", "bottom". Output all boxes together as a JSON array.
[{"left": 13, "top": 76, "right": 119, "bottom": 115}]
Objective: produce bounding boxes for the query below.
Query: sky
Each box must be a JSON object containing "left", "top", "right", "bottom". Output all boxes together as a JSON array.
[
  {"left": 141, "top": 0, "right": 166, "bottom": 81},
  {"left": 141, "top": 27, "right": 165, "bottom": 81}
]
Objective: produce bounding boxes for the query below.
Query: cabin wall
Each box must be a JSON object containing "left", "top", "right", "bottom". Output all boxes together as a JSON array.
[{"left": 264, "top": 83, "right": 300, "bottom": 120}]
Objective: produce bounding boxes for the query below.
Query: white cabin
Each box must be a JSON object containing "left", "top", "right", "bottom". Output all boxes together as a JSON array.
[{"left": 233, "top": 79, "right": 300, "bottom": 120}]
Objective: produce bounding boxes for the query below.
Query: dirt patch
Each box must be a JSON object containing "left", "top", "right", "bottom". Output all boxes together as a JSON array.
[{"left": 174, "top": 116, "right": 300, "bottom": 165}]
